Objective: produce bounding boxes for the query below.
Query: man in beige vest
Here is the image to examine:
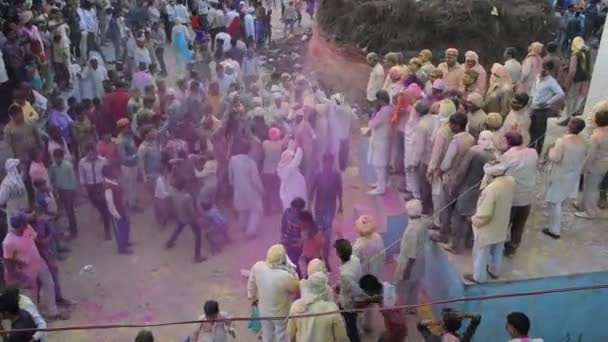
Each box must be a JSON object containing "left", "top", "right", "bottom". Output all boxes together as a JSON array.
[{"left": 465, "top": 163, "right": 515, "bottom": 283}]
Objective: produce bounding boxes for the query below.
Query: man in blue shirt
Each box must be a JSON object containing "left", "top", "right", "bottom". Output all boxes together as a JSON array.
[{"left": 529, "top": 60, "right": 565, "bottom": 153}]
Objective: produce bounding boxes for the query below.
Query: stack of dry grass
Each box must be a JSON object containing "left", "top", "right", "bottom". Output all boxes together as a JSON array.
[{"left": 316, "top": 0, "right": 558, "bottom": 61}]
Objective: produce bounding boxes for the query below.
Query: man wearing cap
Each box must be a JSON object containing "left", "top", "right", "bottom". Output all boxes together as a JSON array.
[
  {"left": 395, "top": 199, "right": 430, "bottom": 307},
  {"left": 465, "top": 161, "right": 515, "bottom": 283},
  {"left": 464, "top": 50, "right": 487, "bottom": 95},
  {"left": 437, "top": 48, "right": 465, "bottom": 91},
  {"left": 464, "top": 93, "right": 488, "bottom": 142}
]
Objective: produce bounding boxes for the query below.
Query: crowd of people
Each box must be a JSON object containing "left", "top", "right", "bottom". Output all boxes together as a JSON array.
[{"left": 0, "top": 0, "right": 604, "bottom": 341}]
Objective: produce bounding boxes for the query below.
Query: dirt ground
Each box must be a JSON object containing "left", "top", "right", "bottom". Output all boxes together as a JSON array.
[{"left": 44, "top": 11, "right": 429, "bottom": 342}]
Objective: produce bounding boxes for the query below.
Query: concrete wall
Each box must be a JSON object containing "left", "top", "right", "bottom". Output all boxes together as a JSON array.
[
  {"left": 421, "top": 243, "right": 608, "bottom": 341},
  {"left": 463, "top": 271, "right": 608, "bottom": 341}
]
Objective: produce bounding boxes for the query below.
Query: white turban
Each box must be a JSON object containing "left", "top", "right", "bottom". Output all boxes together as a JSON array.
[{"left": 406, "top": 199, "right": 423, "bottom": 217}]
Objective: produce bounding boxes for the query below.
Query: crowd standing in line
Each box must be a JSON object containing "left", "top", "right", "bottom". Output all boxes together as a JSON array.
[{"left": 0, "top": 0, "right": 604, "bottom": 341}]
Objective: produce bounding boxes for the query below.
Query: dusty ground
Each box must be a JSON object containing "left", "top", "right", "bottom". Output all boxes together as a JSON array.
[{"left": 45, "top": 11, "right": 430, "bottom": 342}]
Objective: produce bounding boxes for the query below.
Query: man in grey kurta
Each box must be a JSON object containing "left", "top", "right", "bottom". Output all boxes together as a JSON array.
[
  {"left": 447, "top": 131, "right": 498, "bottom": 253},
  {"left": 433, "top": 113, "right": 475, "bottom": 243},
  {"left": 395, "top": 199, "right": 429, "bottom": 306},
  {"left": 228, "top": 142, "right": 264, "bottom": 238}
]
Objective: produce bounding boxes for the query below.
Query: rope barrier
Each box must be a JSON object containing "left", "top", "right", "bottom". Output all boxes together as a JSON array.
[{"left": 2, "top": 282, "right": 607, "bottom": 334}]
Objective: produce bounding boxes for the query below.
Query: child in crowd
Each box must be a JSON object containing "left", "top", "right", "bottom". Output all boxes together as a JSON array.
[
  {"left": 32, "top": 179, "right": 66, "bottom": 258},
  {"left": 97, "top": 131, "right": 119, "bottom": 168},
  {"left": 417, "top": 308, "right": 482, "bottom": 342},
  {"left": 154, "top": 164, "right": 172, "bottom": 227},
  {"left": 201, "top": 202, "right": 231, "bottom": 254},
  {"left": 29, "top": 148, "right": 50, "bottom": 189},
  {"left": 49, "top": 148, "right": 78, "bottom": 239},
  {"left": 192, "top": 300, "right": 235, "bottom": 342},
  {"left": 72, "top": 103, "right": 96, "bottom": 160},
  {"left": 299, "top": 210, "right": 325, "bottom": 275},
  {"left": 358, "top": 274, "right": 408, "bottom": 341}
]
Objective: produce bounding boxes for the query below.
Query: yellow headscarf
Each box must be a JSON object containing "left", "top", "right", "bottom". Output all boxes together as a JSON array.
[
  {"left": 528, "top": 42, "right": 544, "bottom": 57},
  {"left": 571, "top": 36, "right": 586, "bottom": 54},
  {"left": 265, "top": 244, "right": 286, "bottom": 265}
]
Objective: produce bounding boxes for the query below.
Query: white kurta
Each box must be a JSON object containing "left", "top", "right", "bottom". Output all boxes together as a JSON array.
[
  {"left": 367, "top": 63, "right": 385, "bottom": 102},
  {"left": 277, "top": 148, "right": 307, "bottom": 210},
  {"left": 244, "top": 14, "right": 255, "bottom": 41},
  {"left": 367, "top": 105, "right": 393, "bottom": 167},
  {"left": 545, "top": 135, "right": 587, "bottom": 203},
  {"left": 228, "top": 154, "right": 263, "bottom": 211},
  {"left": 80, "top": 64, "right": 107, "bottom": 100}
]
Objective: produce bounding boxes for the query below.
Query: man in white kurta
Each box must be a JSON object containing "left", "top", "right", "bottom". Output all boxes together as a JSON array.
[
  {"left": 277, "top": 142, "right": 307, "bottom": 210},
  {"left": 248, "top": 244, "right": 300, "bottom": 342},
  {"left": 352, "top": 215, "right": 384, "bottom": 331},
  {"left": 228, "top": 144, "right": 264, "bottom": 238},
  {"left": 367, "top": 90, "right": 393, "bottom": 195},
  {"left": 544, "top": 118, "right": 587, "bottom": 238},
  {"left": 366, "top": 53, "right": 385, "bottom": 103},
  {"left": 286, "top": 272, "right": 348, "bottom": 342}
]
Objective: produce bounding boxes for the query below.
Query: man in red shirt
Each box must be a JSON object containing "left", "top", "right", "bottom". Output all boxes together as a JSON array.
[{"left": 102, "top": 80, "right": 130, "bottom": 123}]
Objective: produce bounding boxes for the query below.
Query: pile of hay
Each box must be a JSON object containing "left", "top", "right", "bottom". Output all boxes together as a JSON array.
[{"left": 316, "top": 0, "right": 558, "bottom": 61}]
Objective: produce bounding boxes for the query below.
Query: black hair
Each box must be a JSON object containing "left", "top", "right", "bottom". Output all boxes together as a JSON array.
[
  {"left": 134, "top": 329, "right": 154, "bottom": 342},
  {"left": 415, "top": 100, "right": 430, "bottom": 116},
  {"left": 442, "top": 308, "right": 463, "bottom": 332},
  {"left": 504, "top": 47, "right": 517, "bottom": 59},
  {"left": 0, "top": 287, "right": 21, "bottom": 316},
  {"left": 53, "top": 147, "right": 65, "bottom": 159},
  {"left": 375, "top": 90, "right": 390, "bottom": 104},
  {"left": 299, "top": 210, "right": 317, "bottom": 232},
  {"left": 596, "top": 110, "right": 608, "bottom": 127},
  {"left": 359, "top": 274, "right": 383, "bottom": 296},
  {"left": 8, "top": 104, "right": 22, "bottom": 117},
  {"left": 334, "top": 238, "right": 352, "bottom": 263},
  {"left": 513, "top": 92, "right": 530, "bottom": 107},
  {"left": 290, "top": 197, "right": 306, "bottom": 210},
  {"left": 505, "top": 131, "right": 524, "bottom": 147},
  {"left": 568, "top": 117, "right": 586, "bottom": 134},
  {"left": 507, "top": 312, "right": 530, "bottom": 336},
  {"left": 449, "top": 112, "right": 468, "bottom": 130},
  {"left": 543, "top": 60, "right": 555, "bottom": 72},
  {"left": 546, "top": 41, "right": 558, "bottom": 53},
  {"left": 204, "top": 300, "right": 220, "bottom": 317}
]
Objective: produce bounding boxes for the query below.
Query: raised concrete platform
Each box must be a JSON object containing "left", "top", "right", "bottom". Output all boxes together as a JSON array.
[
  {"left": 422, "top": 200, "right": 608, "bottom": 341},
  {"left": 354, "top": 137, "right": 608, "bottom": 341}
]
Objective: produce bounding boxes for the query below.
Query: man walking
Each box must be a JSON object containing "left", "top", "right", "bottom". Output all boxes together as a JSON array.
[
  {"left": 164, "top": 179, "right": 207, "bottom": 263},
  {"left": 308, "top": 152, "right": 343, "bottom": 261},
  {"left": 79, "top": 143, "right": 111, "bottom": 240}
]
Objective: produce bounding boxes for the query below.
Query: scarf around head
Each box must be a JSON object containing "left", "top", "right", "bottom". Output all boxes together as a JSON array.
[{"left": 3, "top": 159, "right": 26, "bottom": 197}]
